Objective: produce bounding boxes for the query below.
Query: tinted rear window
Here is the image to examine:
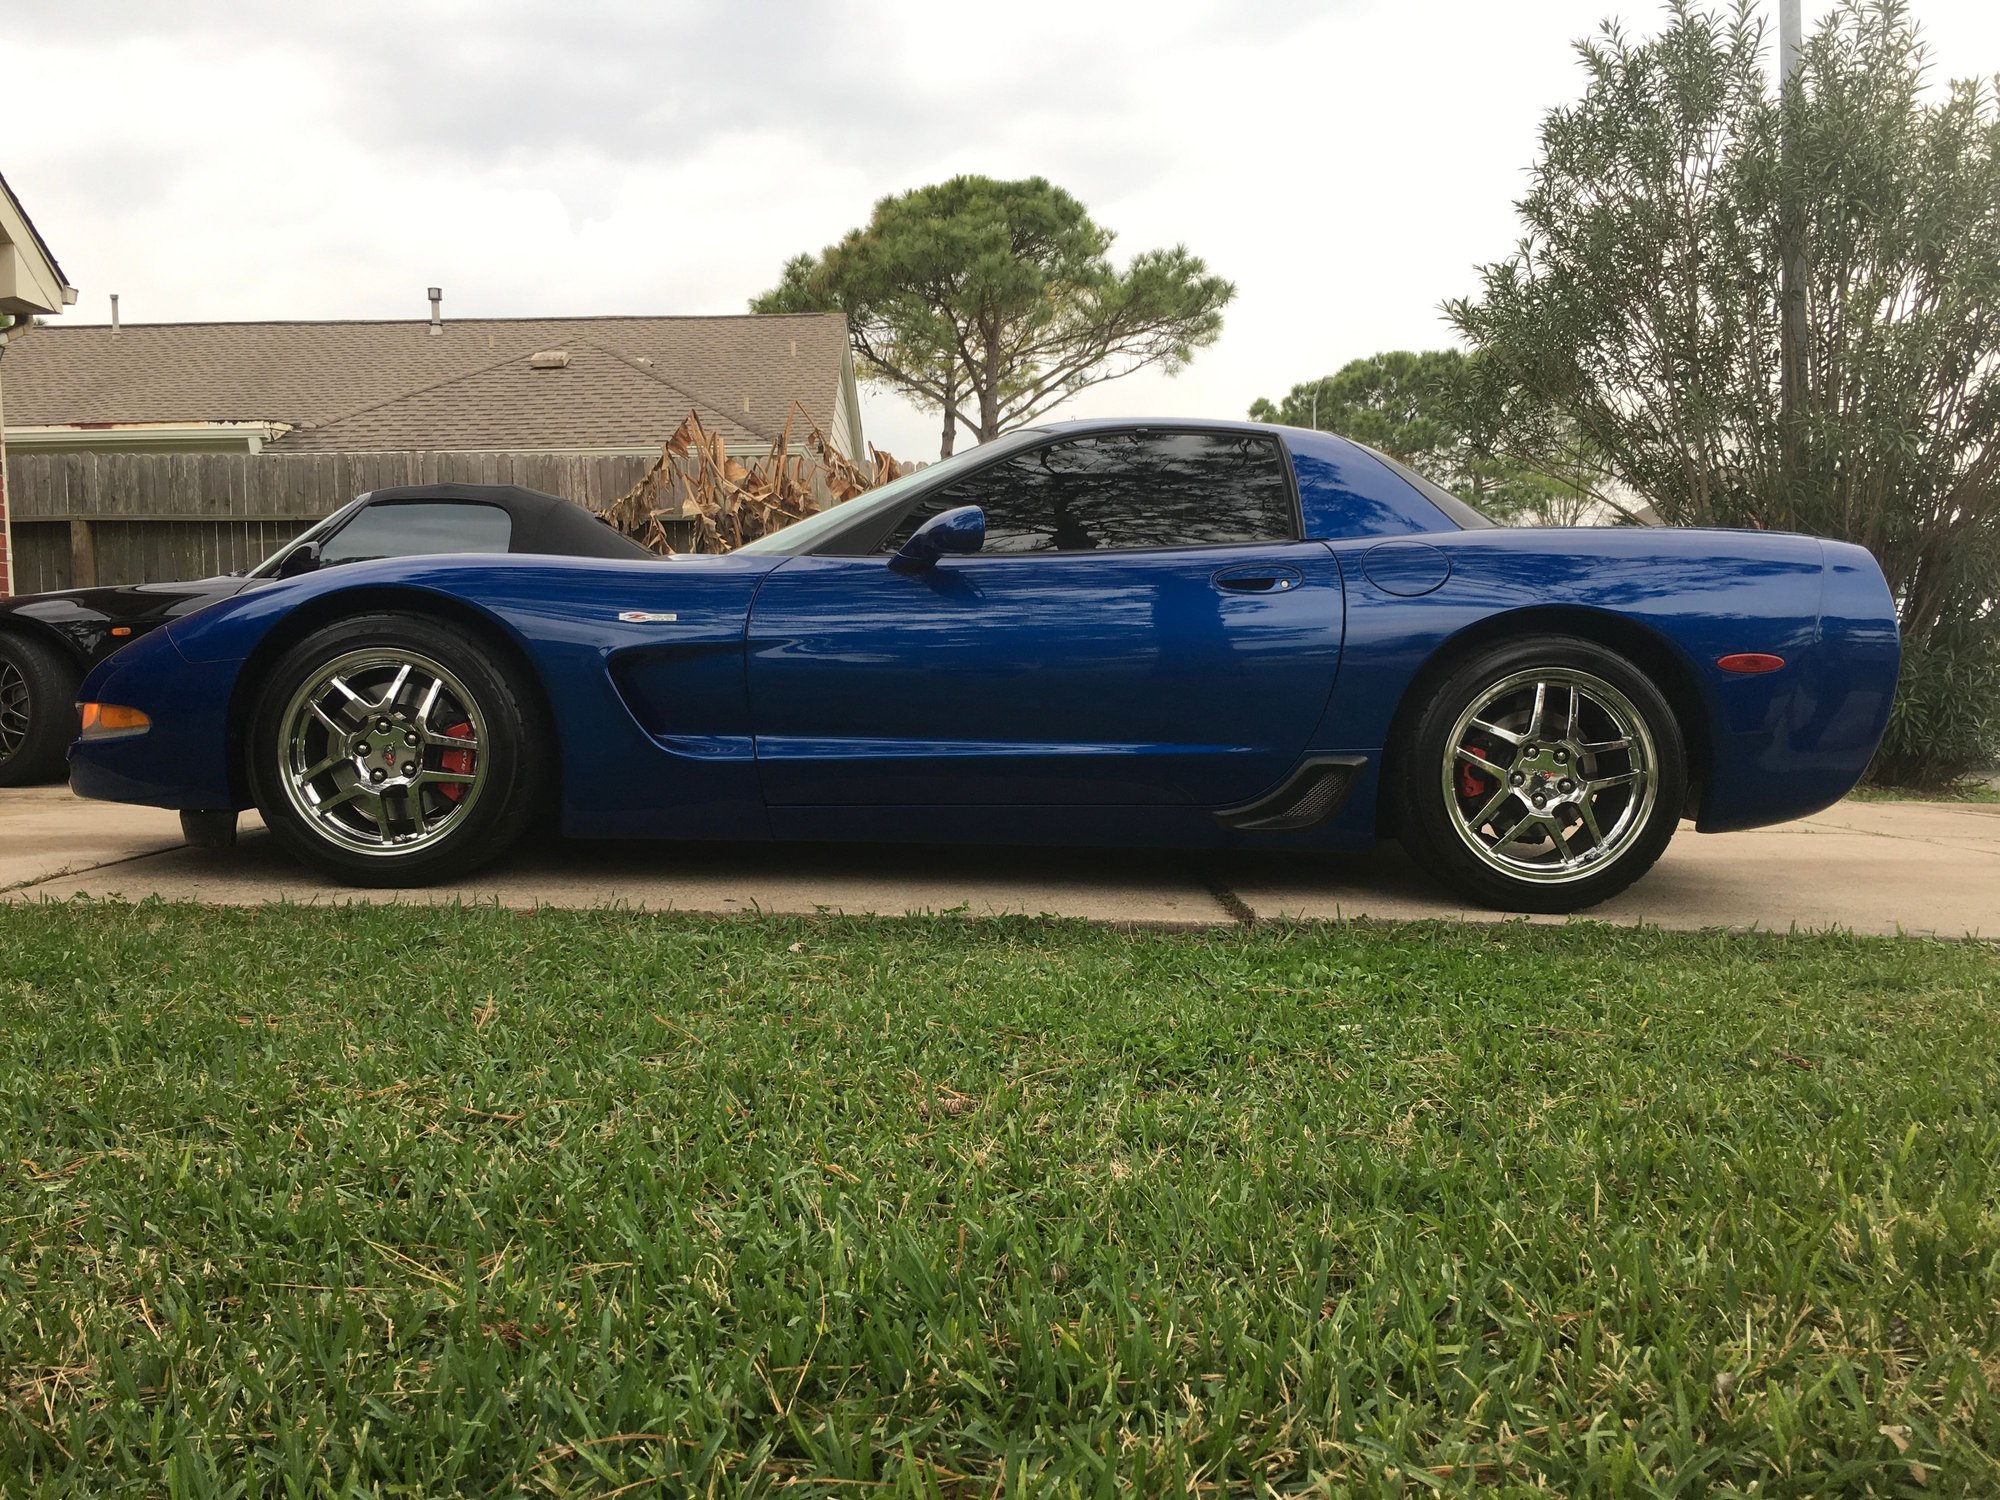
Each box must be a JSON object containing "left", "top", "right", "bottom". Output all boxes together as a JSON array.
[{"left": 1362, "top": 446, "right": 1496, "bottom": 530}]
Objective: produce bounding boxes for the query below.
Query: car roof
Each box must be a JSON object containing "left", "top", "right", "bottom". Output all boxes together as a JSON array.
[
  {"left": 354, "top": 482, "right": 656, "bottom": 561},
  {"left": 1024, "top": 416, "right": 1294, "bottom": 440}
]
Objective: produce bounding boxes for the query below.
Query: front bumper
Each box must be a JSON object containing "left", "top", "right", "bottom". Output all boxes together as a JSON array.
[{"left": 68, "top": 628, "right": 246, "bottom": 812}]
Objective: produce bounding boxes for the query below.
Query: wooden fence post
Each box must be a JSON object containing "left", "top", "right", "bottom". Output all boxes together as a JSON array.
[{"left": 69, "top": 518, "right": 96, "bottom": 589}]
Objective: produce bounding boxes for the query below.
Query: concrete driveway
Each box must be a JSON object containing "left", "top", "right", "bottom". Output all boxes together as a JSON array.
[{"left": 1, "top": 784, "right": 1993, "bottom": 936}]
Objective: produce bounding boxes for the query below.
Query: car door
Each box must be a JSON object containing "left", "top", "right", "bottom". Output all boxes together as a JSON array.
[{"left": 745, "top": 428, "right": 1345, "bottom": 808}]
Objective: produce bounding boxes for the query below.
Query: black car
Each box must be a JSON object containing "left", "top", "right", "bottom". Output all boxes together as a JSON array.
[{"left": 0, "top": 483, "right": 653, "bottom": 785}]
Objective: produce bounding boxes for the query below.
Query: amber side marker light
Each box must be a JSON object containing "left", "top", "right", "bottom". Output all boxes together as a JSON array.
[
  {"left": 78, "top": 703, "right": 152, "bottom": 741},
  {"left": 1717, "top": 653, "right": 1786, "bottom": 674}
]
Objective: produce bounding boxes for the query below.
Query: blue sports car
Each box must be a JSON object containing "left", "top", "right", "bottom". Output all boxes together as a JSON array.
[{"left": 68, "top": 420, "right": 1900, "bottom": 912}]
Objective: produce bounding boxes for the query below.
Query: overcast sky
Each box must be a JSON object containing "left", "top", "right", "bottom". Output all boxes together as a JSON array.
[{"left": 7, "top": 0, "right": 1998, "bottom": 458}]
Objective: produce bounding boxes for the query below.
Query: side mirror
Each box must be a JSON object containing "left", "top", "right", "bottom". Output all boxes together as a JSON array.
[
  {"left": 889, "top": 505, "right": 984, "bottom": 575},
  {"left": 275, "top": 541, "right": 322, "bottom": 579}
]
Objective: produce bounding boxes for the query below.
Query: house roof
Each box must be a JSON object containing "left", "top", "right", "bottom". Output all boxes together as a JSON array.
[
  {"left": 2, "top": 312, "right": 851, "bottom": 451},
  {"left": 0, "top": 170, "right": 76, "bottom": 317}
]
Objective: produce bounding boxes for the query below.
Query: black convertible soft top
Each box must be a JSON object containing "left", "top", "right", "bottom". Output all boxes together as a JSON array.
[{"left": 357, "top": 483, "right": 658, "bottom": 562}]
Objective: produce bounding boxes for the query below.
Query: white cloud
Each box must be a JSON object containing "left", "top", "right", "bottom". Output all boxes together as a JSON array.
[{"left": 6, "top": 0, "right": 1998, "bottom": 458}]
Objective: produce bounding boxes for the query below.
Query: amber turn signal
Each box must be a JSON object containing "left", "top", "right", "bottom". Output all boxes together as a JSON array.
[
  {"left": 1716, "top": 652, "right": 1785, "bottom": 674},
  {"left": 78, "top": 702, "right": 153, "bottom": 741}
]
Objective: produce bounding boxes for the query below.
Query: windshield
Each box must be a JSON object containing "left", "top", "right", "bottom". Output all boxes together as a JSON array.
[
  {"left": 735, "top": 433, "right": 1040, "bottom": 554},
  {"left": 245, "top": 506, "right": 349, "bottom": 577}
]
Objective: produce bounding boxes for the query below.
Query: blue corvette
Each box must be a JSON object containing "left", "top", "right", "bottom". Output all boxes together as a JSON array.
[{"left": 68, "top": 419, "right": 1899, "bottom": 912}]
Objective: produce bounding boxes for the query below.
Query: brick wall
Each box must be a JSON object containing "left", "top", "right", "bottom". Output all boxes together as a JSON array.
[
  {"left": 0, "top": 429, "right": 11, "bottom": 599},
  {"left": 0, "top": 366, "right": 10, "bottom": 597}
]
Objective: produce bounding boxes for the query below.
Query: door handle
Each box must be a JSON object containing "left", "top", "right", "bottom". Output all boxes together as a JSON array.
[{"left": 1213, "top": 565, "right": 1302, "bottom": 593}]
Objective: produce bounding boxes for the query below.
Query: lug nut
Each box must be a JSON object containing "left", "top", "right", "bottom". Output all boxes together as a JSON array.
[
  {"left": 376, "top": 717, "right": 392, "bottom": 732},
  {"left": 1510, "top": 772, "right": 1525, "bottom": 786},
  {"left": 1559, "top": 779, "right": 1575, "bottom": 794},
  {"left": 352, "top": 739, "right": 370, "bottom": 756},
  {"left": 402, "top": 762, "right": 416, "bottom": 776},
  {"left": 370, "top": 767, "right": 387, "bottom": 783},
  {"left": 404, "top": 731, "right": 420, "bottom": 747}
]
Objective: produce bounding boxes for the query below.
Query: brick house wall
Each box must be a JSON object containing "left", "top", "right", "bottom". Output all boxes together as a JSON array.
[{"left": 0, "top": 370, "right": 11, "bottom": 598}]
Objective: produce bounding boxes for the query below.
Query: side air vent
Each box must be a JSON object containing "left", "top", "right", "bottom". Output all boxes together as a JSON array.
[{"left": 1215, "top": 756, "right": 1367, "bottom": 832}]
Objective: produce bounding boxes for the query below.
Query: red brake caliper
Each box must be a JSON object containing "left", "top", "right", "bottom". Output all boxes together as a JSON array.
[
  {"left": 1458, "top": 746, "right": 1488, "bottom": 800},
  {"left": 438, "top": 721, "right": 475, "bottom": 802}
]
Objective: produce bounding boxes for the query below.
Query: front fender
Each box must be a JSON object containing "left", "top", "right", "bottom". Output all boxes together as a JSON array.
[
  {"left": 71, "top": 627, "right": 245, "bottom": 810},
  {"left": 93, "top": 552, "right": 783, "bottom": 835},
  {"left": 0, "top": 598, "right": 104, "bottom": 667}
]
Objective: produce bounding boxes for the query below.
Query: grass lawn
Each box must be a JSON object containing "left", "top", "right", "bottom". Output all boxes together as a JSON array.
[
  {"left": 1, "top": 906, "right": 1996, "bottom": 1497},
  {"left": 1848, "top": 782, "right": 2000, "bottom": 805}
]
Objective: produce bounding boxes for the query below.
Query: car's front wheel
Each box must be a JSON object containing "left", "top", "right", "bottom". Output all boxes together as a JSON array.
[
  {"left": 1397, "top": 635, "right": 1687, "bottom": 912},
  {"left": 248, "top": 612, "right": 546, "bottom": 885},
  {"left": 0, "top": 631, "right": 81, "bottom": 787}
]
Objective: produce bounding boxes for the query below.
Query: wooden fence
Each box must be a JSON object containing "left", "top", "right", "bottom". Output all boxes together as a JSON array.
[{"left": 3, "top": 450, "right": 662, "bottom": 593}]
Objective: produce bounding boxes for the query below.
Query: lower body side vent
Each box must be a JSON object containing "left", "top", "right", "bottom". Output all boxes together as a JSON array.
[{"left": 1214, "top": 755, "right": 1367, "bottom": 832}]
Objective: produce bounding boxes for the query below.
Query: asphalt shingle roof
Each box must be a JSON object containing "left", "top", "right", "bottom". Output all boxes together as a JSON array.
[{"left": 2, "top": 312, "right": 850, "bottom": 451}]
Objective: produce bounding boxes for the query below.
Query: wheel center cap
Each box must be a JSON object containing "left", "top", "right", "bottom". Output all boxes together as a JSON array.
[
  {"left": 354, "top": 724, "right": 415, "bottom": 779},
  {"left": 1515, "top": 743, "right": 1579, "bottom": 802}
]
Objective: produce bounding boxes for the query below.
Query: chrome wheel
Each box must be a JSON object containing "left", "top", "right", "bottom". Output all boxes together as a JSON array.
[
  {"left": 1440, "top": 666, "right": 1658, "bottom": 886},
  {"left": 0, "top": 656, "right": 26, "bottom": 760},
  {"left": 276, "top": 649, "right": 487, "bottom": 856}
]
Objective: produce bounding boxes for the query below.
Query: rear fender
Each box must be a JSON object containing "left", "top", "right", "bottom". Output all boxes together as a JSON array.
[{"left": 1304, "top": 527, "right": 1894, "bottom": 838}]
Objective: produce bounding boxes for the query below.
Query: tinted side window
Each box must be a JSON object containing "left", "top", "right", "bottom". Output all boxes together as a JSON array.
[
  {"left": 319, "top": 502, "right": 513, "bottom": 567},
  {"left": 884, "top": 432, "right": 1296, "bottom": 553}
]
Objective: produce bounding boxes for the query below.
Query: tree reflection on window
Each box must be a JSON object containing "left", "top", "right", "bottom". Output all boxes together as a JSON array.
[{"left": 884, "top": 432, "right": 1296, "bottom": 553}]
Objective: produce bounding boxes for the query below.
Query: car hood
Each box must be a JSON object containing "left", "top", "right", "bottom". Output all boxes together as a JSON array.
[{"left": 1, "top": 575, "right": 245, "bottom": 617}]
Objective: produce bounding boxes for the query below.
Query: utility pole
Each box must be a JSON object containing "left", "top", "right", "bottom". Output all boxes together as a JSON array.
[{"left": 1777, "top": 0, "right": 1808, "bottom": 516}]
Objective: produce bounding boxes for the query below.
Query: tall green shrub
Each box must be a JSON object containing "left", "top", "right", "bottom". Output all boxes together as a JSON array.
[{"left": 1451, "top": 1, "right": 2000, "bottom": 785}]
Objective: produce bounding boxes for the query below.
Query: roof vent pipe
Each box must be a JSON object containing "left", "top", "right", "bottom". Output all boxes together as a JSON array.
[
  {"left": 110, "top": 293, "right": 120, "bottom": 335},
  {"left": 427, "top": 286, "right": 442, "bottom": 335}
]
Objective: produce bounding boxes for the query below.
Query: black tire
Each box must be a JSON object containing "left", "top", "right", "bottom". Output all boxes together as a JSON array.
[
  {"left": 1397, "top": 634, "right": 1687, "bottom": 913},
  {"left": 0, "top": 630, "right": 82, "bottom": 787},
  {"left": 247, "top": 612, "right": 548, "bottom": 885}
]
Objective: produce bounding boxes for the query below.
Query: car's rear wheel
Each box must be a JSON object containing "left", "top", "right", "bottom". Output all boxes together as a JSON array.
[
  {"left": 0, "top": 631, "right": 81, "bottom": 787},
  {"left": 1398, "top": 635, "right": 1687, "bottom": 912},
  {"left": 248, "top": 613, "right": 546, "bottom": 885}
]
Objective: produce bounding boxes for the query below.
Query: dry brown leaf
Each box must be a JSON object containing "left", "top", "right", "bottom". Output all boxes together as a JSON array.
[{"left": 603, "top": 401, "right": 909, "bottom": 557}]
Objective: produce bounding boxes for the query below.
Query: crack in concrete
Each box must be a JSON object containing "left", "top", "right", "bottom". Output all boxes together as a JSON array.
[
  {"left": 1798, "top": 817, "right": 2000, "bottom": 859},
  {"left": 1193, "top": 865, "right": 1257, "bottom": 926},
  {"left": 0, "top": 845, "right": 185, "bottom": 897}
]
